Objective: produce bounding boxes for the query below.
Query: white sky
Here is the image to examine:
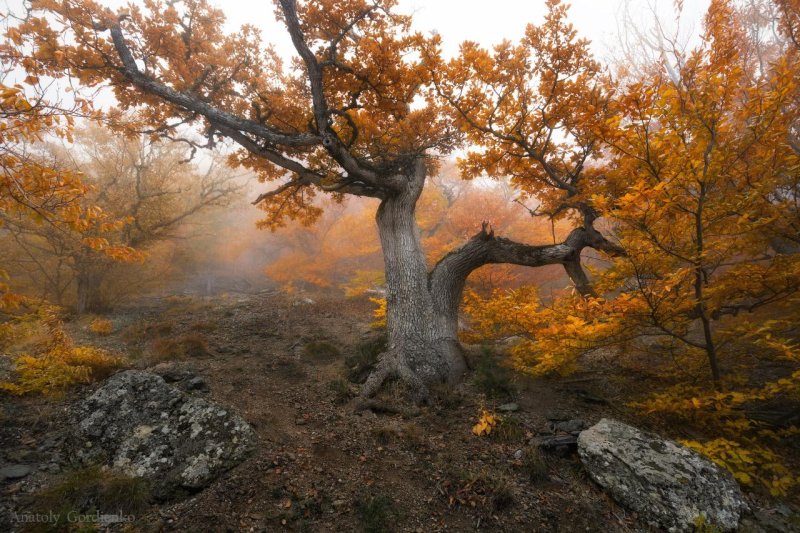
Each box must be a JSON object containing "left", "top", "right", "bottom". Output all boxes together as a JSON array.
[
  {"left": 4, "top": 0, "right": 711, "bottom": 62},
  {"left": 217, "top": 0, "right": 711, "bottom": 62}
]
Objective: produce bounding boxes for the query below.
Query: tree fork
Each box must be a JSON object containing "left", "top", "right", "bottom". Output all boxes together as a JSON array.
[{"left": 361, "top": 190, "right": 624, "bottom": 402}]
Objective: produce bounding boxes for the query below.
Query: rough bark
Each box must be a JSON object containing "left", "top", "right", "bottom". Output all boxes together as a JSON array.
[
  {"left": 361, "top": 162, "right": 467, "bottom": 403},
  {"left": 360, "top": 165, "right": 624, "bottom": 403}
]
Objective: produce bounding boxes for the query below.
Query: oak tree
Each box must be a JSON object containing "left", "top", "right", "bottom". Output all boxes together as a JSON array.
[{"left": 13, "top": 0, "right": 624, "bottom": 400}]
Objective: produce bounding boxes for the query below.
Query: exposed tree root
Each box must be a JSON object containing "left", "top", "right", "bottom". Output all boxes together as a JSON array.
[
  {"left": 351, "top": 398, "right": 421, "bottom": 417},
  {"left": 359, "top": 349, "right": 432, "bottom": 405}
]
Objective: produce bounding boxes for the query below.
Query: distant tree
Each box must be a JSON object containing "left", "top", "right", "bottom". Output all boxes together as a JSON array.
[
  {"left": 0, "top": 74, "right": 137, "bottom": 310},
  {"left": 0, "top": 124, "right": 242, "bottom": 312}
]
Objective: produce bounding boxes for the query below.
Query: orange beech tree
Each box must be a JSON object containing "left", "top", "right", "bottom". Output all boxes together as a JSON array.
[
  {"left": 601, "top": 0, "right": 800, "bottom": 385},
  {"left": 12, "top": 0, "right": 627, "bottom": 400},
  {"left": 457, "top": 0, "right": 800, "bottom": 386}
]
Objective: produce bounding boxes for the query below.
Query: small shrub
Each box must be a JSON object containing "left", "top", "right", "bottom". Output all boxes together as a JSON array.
[
  {"left": 121, "top": 320, "right": 174, "bottom": 344},
  {"left": 490, "top": 415, "right": 525, "bottom": 444},
  {"left": 0, "top": 311, "right": 125, "bottom": 396},
  {"left": 472, "top": 409, "right": 500, "bottom": 437},
  {"left": 345, "top": 335, "right": 387, "bottom": 383},
  {"left": 305, "top": 340, "right": 341, "bottom": 362},
  {"left": 356, "top": 492, "right": 394, "bottom": 533},
  {"left": 148, "top": 338, "right": 183, "bottom": 362},
  {"left": 0, "top": 355, "right": 84, "bottom": 396},
  {"left": 180, "top": 334, "right": 209, "bottom": 357},
  {"left": 368, "top": 297, "right": 387, "bottom": 329},
  {"left": 65, "top": 346, "right": 124, "bottom": 381},
  {"left": 88, "top": 318, "right": 113, "bottom": 336},
  {"left": 328, "top": 379, "right": 353, "bottom": 404},
  {"left": 471, "top": 348, "right": 515, "bottom": 399},
  {"left": 520, "top": 446, "right": 549, "bottom": 484},
  {"left": 120, "top": 323, "right": 147, "bottom": 344},
  {"left": 682, "top": 437, "right": 799, "bottom": 496},
  {"left": 146, "top": 334, "right": 209, "bottom": 361},
  {"left": 25, "top": 465, "right": 150, "bottom": 532},
  {"left": 487, "top": 476, "right": 515, "bottom": 512}
]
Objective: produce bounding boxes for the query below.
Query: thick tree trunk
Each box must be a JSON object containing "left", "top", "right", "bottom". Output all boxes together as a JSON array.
[
  {"left": 360, "top": 166, "right": 625, "bottom": 403},
  {"left": 75, "top": 266, "right": 107, "bottom": 314},
  {"left": 362, "top": 164, "right": 468, "bottom": 402}
]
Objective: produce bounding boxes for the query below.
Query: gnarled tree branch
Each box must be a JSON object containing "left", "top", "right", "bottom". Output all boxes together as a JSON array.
[
  {"left": 429, "top": 222, "right": 625, "bottom": 314},
  {"left": 278, "top": 0, "right": 387, "bottom": 189},
  {"left": 106, "top": 22, "right": 319, "bottom": 148}
]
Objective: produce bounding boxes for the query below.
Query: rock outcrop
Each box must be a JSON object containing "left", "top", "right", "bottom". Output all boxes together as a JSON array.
[
  {"left": 70, "top": 371, "right": 255, "bottom": 497},
  {"left": 577, "top": 418, "right": 747, "bottom": 532}
]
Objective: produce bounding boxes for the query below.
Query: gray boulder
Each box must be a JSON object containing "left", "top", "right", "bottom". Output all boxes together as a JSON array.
[
  {"left": 577, "top": 418, "right": 746, "bottom": 532},
  {"left": 0, "top": 464, "right": 32, "bottom": 480},
  {"left": 71, "top": 371, "right": 255, "bottom": 497}
]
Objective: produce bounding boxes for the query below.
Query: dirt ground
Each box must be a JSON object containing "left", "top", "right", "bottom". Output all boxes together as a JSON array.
[{"left": 1, "top": 290, "right": 797, "bottom": 532}]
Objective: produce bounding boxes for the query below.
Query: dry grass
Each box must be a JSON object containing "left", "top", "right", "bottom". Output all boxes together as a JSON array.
[
  {"left": 146, "top": 334, "right": 210, "bottom": 362},
  {"left": 25, "top": 465, "right": 150, "bottom": 532},
  {"left": 121, "top": 320, "right": 174, "bottom": 344},
  {"left": 180, "top": 334, "right": 210, "bottom": 357},
  {"left": 88, "top": 318, "right": 114, "bottom": 336}
]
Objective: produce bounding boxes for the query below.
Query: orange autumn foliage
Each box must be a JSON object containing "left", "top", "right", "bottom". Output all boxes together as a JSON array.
[
  {"left": 462, "top": 0, "right": 800, "bottom": 494},
  {"left": 0, "top": 307, "right": 125, "bottom": 396},
  {"left": 0, "top": 76, "right": 141, "bottom": 308}
]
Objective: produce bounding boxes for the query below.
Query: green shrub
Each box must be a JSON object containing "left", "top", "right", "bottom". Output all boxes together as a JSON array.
[
  {"left": 489, "top": 415, "right": 525, "bottom": 444},
  {"left": 520, "top": 446, "right": 549, "bottom": 484},
  {"left": 345, "top": 335, "right": 387, "bottom": 383},
  {"left": 24, "top": 465, "right": 150, "bottom": 532},
  {"left": 356, "top": 492, "right": 395, "bottom": 533},
  {"left": 471, "top": 347, "right": 515, "bottom": 399}
]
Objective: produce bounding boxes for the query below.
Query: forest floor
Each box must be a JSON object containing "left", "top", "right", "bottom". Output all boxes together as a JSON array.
[{"left": 1, "top": 290, "right": 798, "bottom": 532}]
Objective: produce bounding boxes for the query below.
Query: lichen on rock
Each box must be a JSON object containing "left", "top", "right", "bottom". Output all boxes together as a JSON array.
[
  {"left": 577, "top": 418, "right": 747, "bottom": 532},
  {"left": 69, "top": 370, "right": 255, "bottom": 497}
]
